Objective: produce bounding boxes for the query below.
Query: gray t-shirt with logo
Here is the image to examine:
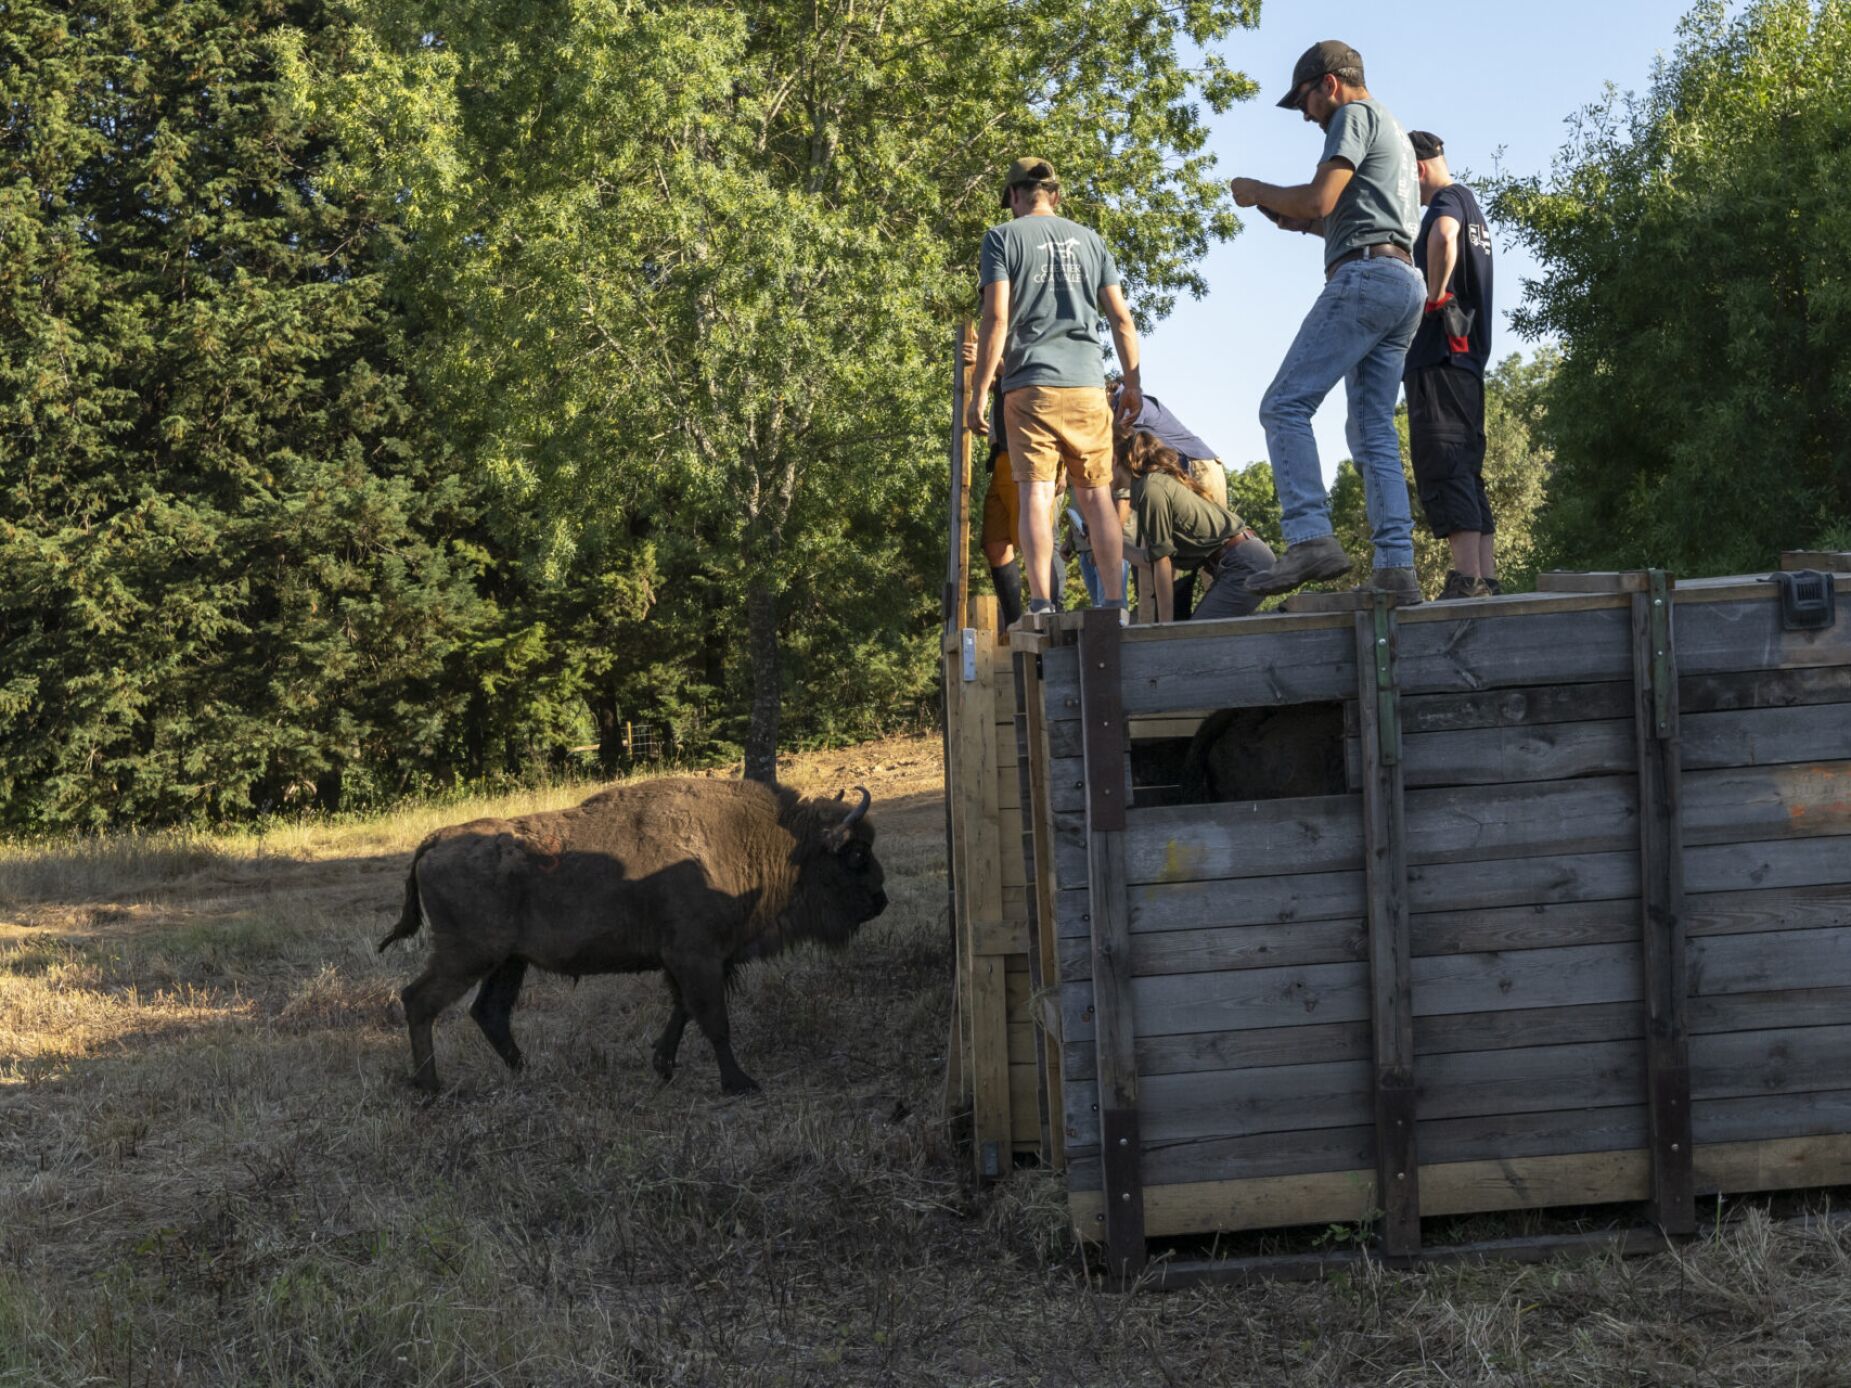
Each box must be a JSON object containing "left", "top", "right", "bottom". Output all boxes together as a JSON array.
[
  {"left": 978, "top": 213, "right": 1121, "bottom": 393},
  {"left": 1319, "top": 98, "right": 1420, "bottom": 268}
]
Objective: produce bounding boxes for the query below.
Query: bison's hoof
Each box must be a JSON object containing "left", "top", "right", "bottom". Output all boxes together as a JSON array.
[
  {"left": 651, "top": 1052, "right": 677, "bottom": 1083},
  {"left": 722, "top": 1075, "right": 763, "bottom": 1097}
]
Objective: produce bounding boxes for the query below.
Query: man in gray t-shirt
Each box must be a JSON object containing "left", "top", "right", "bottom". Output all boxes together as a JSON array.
[
  {"left": 968, "top": 157, "right": 1143, "bottom": 619},
  {"left": 1227, "top": 40, "right": 1427, "bottom": 603}
]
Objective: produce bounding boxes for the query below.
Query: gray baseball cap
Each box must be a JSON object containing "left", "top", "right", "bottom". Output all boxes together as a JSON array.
[{"left": 1277, "top": 40, "right": 1365, "bottom": 109}]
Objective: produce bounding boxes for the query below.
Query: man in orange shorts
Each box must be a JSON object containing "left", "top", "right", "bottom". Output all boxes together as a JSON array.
[{"left": 967, "top": 157, "right": 1142, "bottom": 618}]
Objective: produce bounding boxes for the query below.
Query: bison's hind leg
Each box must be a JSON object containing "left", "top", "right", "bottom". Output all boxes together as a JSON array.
[
  {"left": 469, "top": 958, "right": 529, "bottom": 1074},
  {"left": 401, "top": 962, "right": 484, "bottom": 1095}
]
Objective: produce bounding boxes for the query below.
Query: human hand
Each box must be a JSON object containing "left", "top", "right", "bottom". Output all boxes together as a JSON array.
[
  {"left": 1228, "top": 177, "right": 1264, "bottom": 208},
  {"left": 1114, "top": 381, "right": 1143, "bottom": 427},
  {"left": 1424, "top": 292, "right": 1455, "bottom": 314},
  {"left": 960, "top": 338, "right": 976, "bottom": 365},
  {"left": 966, "top": 394, "right": 990, "bottom": 437}
]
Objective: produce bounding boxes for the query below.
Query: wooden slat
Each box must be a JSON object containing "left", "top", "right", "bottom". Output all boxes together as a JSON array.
[
  {"left": 1014, "top": 647, "right": 1063, "bottom": 1168},
  {"left": 1077, "top": 607, "right": 1144, "bottom": 1280},
  {"left": 962, "top": 626, "right": 1011, "bottom": 1180},
  {"left": 1677, "top": 591, "right": 1851, "bottom": 675},
  {"left": 1681, "top": 663, "right": 1851, "bottom": 714},
  {"left": 1780, "top": 551, "right": 1851, "bottom": 572},
  {"left": 1063, "top": 987, "right": 1851, "bottom": 1085},
  {"left": 1072, "top": 1132, "right": 1851, "bottom": 1240},
  {"left": 1351, "top": 718, "right": 1634, "bottom": 788},
  {"left": 1683, "top": 702, "right": 1851, "bottom": 769}
]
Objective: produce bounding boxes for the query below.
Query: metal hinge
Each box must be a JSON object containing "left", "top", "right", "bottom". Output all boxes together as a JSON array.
[
  {"left": 1373, "top": 596, "right": 1400, "bottom": 765},
  {"left": 1648, "top": 570, "right": 1673, "bottom": 738}
]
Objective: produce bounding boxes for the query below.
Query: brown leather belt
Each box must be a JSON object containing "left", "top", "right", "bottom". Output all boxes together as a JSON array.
[
  {"left": 1325, "top": 242, "right": 1413, "bottom": 281},
  {"left": 1203, "top": 528, "right": 1258, "bottom": 576}
]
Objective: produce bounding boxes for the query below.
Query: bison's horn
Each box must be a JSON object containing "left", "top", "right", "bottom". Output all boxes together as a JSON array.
[{"left": 840, "top": 785, "right": 871, "bottom": 829}]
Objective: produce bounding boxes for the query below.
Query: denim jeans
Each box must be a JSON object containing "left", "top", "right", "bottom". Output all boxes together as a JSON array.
[
  {"left": 1079, "top": 552, "right": 1129, "bottom": 607},
  {"left": 1188, "top": 536, "right": 1278, "bottom": 622},
  {"left": 1259, "top": 257, "right": 1425, "bottom": 570}
]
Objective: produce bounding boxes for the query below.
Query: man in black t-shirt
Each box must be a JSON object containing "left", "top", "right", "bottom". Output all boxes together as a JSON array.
[{"left": 1404, "top": 131, "right": 1498, "bottom": 599}]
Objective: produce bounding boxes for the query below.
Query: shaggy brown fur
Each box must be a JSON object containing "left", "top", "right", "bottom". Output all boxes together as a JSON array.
[{"left": 379, "top": 778, "right": 885, "bottom": 1096}]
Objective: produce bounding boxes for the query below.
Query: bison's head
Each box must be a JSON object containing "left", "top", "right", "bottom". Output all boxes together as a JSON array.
[{"left": 793, "top": 786, "right": 887, "bottom": 943}]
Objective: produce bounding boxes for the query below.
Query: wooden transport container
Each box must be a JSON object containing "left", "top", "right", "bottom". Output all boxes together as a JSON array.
[{"left": 1003, "top": 560, "right": 1851, "bottom": 1279}]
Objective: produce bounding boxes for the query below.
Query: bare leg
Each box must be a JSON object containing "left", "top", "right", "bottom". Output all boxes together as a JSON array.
[
  {"left": 469, "top": 957, "right": 528, "bottom": 1073},
  {"left": 1480, "top": 533, "right": 1497, "bottom": 584},
  {"left": 652, "top": 974, "right": 690, "bottom": 1082},
  {"left": 401, "top": 962, "right": 482, "bottom": 1094},
  {"left": 1446, "top": 531, "right": 1483, "bottom": 579},
  {"left": 665, "top": 957, "right": 758, "bottom": 1095},
  {"left": 1015, "top": 478, "right": 1060, "bottom": 602},
  {"left": 982, "top": 540, "right": 1013, "bottom": 569},
  {"left": 1074, "top": 483, "right": 1124, "bottom": 603}
]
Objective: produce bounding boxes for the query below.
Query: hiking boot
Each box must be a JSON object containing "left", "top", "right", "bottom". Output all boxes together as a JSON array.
[
  {"left": 1244, "top": 534, "right": 1353, "bottom": 595},
  {"left": 1438, "top": 569, "right": 1493, "bottom": 600},
  {"left": 1485, "top": 577, "right": 1504, "bottom": 596},
  {"left": 1365, "top": 566, "right": 1425, "bottom": 605}
]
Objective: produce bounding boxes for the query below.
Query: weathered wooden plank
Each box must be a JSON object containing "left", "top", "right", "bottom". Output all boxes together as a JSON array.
[
  {"left": 1686, "top": 883, "right": 1851, "bottom": 936},
  {"left": 1683, "top": 761, "right": 1851, "bottom": 845},
  {"left": 1064, "top": 988, "right": 1851, "bottom": 1083},
  {"left": 1686, "top": 834, "right": 1851, "bottom": 894},
  {"left": 1053, "top": 871, "right": 1369, "bottom": 941},
  {"left": 1078, "top": 607, "right": 1143, "bottom": 1280},
  {"left": 1680, "top": 663, "right": 1851, "bottom": 715},
  {"left": 1062, "top": 941, "right": 1649, "bottom": 1043},
  {"left": 1396, "top": 681, "right": 1635, "bottom": 734},
  {"left": 1780, "top": 551, "right": 1851, "bottom": 572},
  {"left": 962, "top": 631, "right": 1011, "bottom": 1181},
  {"left": 1070, "top": 1088, "right": 1851, "bottom": 1193},
  {"left": 1678, "top": 592, "right": 1851, "bottom": 675},
  {"left": 1689, "top": 926, "right": 1851, "bottom": 997},
  {"left": 1396, "top": 606, "right": 1634, "bottom": 695},
  {"left": 1682, "top": 703, "right": 1851, "bottom": 770},
  {"left": 1116, "top": 625, "right": 1359, "bottom": 715},
  {"left": 1537, "top": 571, "right": 1654, "bottom": 593},
  {"left": 1064, "top": 1025, "right": 1851, "bottom": 1154},
  {"left": 1072, "top": 1133, "right": 1851, "bottom": 1240},
  {"left": 1351, "top": 718, "right": 1635, "bottom": 788},
  {"left": 1057, "top": 916, "right": 1365, "bottom": 981}
]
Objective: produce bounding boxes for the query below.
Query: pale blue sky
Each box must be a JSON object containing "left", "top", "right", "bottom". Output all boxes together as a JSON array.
[{"left": 1141, "top": 0, "right": 1703, "bottom": 477}]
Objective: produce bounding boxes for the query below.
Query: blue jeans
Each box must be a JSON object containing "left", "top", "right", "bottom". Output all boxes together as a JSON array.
[
  {"left": 1079, "top": 552, "right": 1129, "bottom": 607},
  {"left": 1259, "top": 257, "right": 1425, "bottom": 570}
]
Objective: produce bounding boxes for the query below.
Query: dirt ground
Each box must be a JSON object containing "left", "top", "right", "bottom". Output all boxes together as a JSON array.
[{"left": 3, "top": 735, "right": 1850, "bottom": 1386}]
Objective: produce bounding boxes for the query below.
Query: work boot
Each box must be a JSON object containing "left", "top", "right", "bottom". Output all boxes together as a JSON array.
[
  {"left": 1485, "top": 577, "right": 1504, "bottom": 596},
  {"left": 1366, "top": 566, "right": 1424, "bottom": 605},
  {"left": 1438, "top": 569, "right": 1492, "bottom": 600},
  {"left": 1244, "top": 534, "right": 1352, "bottom": 595}
]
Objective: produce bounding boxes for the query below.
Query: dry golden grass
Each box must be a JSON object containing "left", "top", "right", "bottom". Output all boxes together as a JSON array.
[{"left": 3, "top": 735, "right": 1850, "bottom": 1386}]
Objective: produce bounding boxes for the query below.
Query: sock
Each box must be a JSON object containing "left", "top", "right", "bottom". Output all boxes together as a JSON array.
[{"left": 990, "top": 565, "right": 1022, "bottom": 628}]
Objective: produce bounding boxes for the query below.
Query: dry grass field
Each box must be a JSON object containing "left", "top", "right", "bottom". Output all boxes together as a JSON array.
[{"left": 3, "top": 733, "right": 1850, "bottom": 1386}]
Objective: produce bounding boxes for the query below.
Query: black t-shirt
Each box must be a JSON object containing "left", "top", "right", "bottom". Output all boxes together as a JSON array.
[{"left": 1407, "top": 182, "right": 1493, "bottom": 376}]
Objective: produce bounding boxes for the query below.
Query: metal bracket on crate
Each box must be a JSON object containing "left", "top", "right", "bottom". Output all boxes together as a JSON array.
[
  {"left": 1647, "top": 570, "right": 1674, "bottom": 737},
  {"left": 1772, "top": 569, "right": 1837, "bottom": 633},
  {"left": 961, "top": 627, "right": 978, "bottom": 682},
  {"left": 1372, "top": 595, "right": 1400, "bottom": 765}
]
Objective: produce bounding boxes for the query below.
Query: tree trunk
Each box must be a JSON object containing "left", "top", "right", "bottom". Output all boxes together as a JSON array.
[{"left": 743, "top": 576, "right": 781, "bottom": 784}]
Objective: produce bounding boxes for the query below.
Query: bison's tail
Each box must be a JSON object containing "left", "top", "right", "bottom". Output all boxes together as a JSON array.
[{"left": 378, "top": 838, "right": 434, "bottom": 953}]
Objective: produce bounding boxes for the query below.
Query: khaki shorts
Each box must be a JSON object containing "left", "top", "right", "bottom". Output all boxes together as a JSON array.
[
  {"left": 1002, "top": 385, "right": 1114, "bottom": 490},
  {"left": 980, "top": 445, "right": 1062, "bottom": 549}
]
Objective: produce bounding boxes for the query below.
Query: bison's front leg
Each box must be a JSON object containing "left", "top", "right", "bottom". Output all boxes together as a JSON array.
[
  {"left": 663, "top": 955, "right": 760, "bottom": 1096},
  {"left": 651, "top": 978, "right": 690, "bottom": 1083},
  {"left": 400, "top": 962, "right": 482, "bottom": 1094}
]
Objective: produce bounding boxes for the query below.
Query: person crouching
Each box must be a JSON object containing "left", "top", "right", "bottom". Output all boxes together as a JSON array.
[{"left": 1120, "top": 432, "right": 1277, "bottom": 623}]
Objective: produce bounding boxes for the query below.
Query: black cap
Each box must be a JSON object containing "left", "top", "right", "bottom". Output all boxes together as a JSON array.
[
  {"left": 1277, "top": 40, "right": 1365, "bottom": 109},
  {"left": 1409, "top": 130, "right": 1445, "bottom": 160}
]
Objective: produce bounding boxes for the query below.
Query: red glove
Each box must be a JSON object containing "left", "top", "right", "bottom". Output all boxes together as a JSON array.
[
  {"left": 1424, "top": 292, "right": 1454, "bottom": 314},
  {"left": 1426, "top": 293, "right": 1470, "bottom": 354}
]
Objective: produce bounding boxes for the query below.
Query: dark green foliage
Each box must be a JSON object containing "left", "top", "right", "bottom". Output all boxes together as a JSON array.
[
  {"left": 1491, "top": 0, "right": 1851, "bottom": 576},
  {"left": 0, "top": 1, "right": 490, "bottom": 827}
]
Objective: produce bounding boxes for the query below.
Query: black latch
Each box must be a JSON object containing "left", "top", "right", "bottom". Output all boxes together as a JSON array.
[{"left": 1773, "top": 570, "right": 1837, "bottom": 631}]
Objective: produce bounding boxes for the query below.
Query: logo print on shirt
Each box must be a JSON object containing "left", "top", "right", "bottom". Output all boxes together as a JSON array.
[
  {"left": 1468, "top": 221, "right": 1492, "bottom": 256},
  {"left": 1036, "top": 237, "right": 1083, "bottom": 284}
]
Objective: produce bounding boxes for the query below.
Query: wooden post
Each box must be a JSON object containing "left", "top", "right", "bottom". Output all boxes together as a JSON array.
[
  {"left": 1014, "top": 643, "right": 1065, "bottom": 1168},
  {"left": 944, "top": 320, "right": 976, "bottom": 636},
  {"left": 963, "top": 596, "right": 1011, "bottom": 1181},
  {"left": 1355, "top": 592, "right": 1420, "bottom": 1257},
  {"left": 1078, "top": 607, "right": 1144, "bottom": 1282},
  {"left": 1632, "top": 569, "right": 1696, "bottom": 1234}
]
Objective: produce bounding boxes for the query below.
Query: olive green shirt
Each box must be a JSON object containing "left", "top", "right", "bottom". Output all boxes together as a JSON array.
[{"left": 1130, "top": 472, "right": 1245, "bottom": 570}]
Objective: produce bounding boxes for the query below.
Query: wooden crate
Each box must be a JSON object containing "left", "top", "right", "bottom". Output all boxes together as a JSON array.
[{"left": 1016, "top": 564, "right": 1851, "bottom": 1278}]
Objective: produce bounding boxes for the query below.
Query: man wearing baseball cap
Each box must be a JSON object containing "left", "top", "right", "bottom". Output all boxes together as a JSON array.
[
  {"left": 967, "top": 157, "right": 1143, "bottom": 619},
  {"left": 1404, "top": 131, "right": 1499, "bottom": 600},
  {"left": 1228, "top": 40, "right": 1426, "bottom": 603}
]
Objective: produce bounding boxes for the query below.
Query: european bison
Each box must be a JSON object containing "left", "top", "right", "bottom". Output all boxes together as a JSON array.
[{"left": 377, "top": 777, "right": 887, "bottom": 1095}]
